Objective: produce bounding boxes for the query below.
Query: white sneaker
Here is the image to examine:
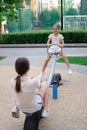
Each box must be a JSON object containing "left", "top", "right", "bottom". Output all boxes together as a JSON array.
[
  {"left": 38, "top": 72, "right": 44, "bottom": 80},
  {"left": 12, "top": 106, "right": 20, "bottom": 118},
  {"left": 42, "top": 109, "right": 48, "bottom": 118},
  {"left": 68, "top": 69, "right": 72, "bottom": 75}
]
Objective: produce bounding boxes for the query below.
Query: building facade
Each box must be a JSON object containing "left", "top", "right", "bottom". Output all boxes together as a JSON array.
[
  {"left": 30, "top": 0, "right": 58, "bottom": 19},
  {"left": 30, "top": 0, "right": 41, "bottom": 20},
  {"left": 81, "top": 0, "right": 87, "bottom": 11},
  {"left": 41, "top": 0, "right": 58, "bottom": 10}
]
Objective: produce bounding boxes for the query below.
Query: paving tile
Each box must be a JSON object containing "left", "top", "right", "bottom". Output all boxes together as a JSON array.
[{"left": 0, "top": 66, "right": 87, "bottom": 130}]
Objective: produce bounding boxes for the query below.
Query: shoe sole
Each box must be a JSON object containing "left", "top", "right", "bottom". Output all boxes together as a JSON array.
[
  {"left": 41, "top": 115, "right": 48, "bottom": 118},
  {"left": 12, "top": 112, "right": 19, "bottom": 118}
]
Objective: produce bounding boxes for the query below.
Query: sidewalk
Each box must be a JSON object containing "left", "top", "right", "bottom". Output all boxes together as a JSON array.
[
  {"left": 0, "top": 61, "right": 87, "bottom": 130},
  {"left": 0, "top": 43, "right": 87, "bottom": 48},
  {"left": 0, "top": 56, "right": 87, "bottom": 74}
]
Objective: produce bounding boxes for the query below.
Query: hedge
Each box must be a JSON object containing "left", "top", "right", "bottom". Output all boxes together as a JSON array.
[{"left": 1, "top": 30, "right": 87, "bottom": 44}]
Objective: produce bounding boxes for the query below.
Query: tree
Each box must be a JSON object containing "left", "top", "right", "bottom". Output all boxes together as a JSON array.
[
  {"left": 65, "top": 7, "right": 78, "bottom": 15},
  {"left": 39, "top": 9, "right": 60, "bottom": 29},
  {"left": 58, "top": 0, "right": 74, "bottom": 14},
  {"left": 80, "top": 0, "right": 87, "bottom": 11},
  {"left": 0, "top": 0, "right": 31, "bottom": 41},
  {"left": 80, "top": 0, "right": 87, "bottom": 14},
  {"left": 80, "top": 9, "right": 87, "bottom": 15},
  {"left": 64, "top": 0, "right": 74, "bottom": 10},
  {"left": 7, "top": 9, "right": 35, "bottom": 32}
]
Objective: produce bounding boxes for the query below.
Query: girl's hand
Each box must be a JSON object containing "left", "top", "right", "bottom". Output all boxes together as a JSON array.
[
  {"left": 58, "top": 44, "right": 63, "bottom": 48},
  {"left": 47, "top": 43, "right": 51, "bottom": 47}
]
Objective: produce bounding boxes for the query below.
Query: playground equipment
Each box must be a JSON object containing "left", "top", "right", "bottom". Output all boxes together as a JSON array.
[{"left": 47, "top": 44, "right": 62, "bottom": 99}]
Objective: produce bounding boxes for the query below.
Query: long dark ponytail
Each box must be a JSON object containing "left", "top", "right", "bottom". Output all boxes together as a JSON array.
[
  {"left": 15, "top": 75, "right": 21, "bottom": 93},
  {"left": 15, "top": 57, "right": 30, "bottom": 93}
]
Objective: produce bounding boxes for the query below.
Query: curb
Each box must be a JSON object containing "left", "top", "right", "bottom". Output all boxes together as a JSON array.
[{"left": 0, "top": 43, "right": 87, "bottom": 48}]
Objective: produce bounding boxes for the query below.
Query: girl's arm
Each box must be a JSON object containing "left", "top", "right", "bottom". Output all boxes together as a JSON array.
[
  {"left": 59, "top": 39, "right": 64, "bottom": 47},
  {"left": 47, "top": 38, "right": 51, "bottom": 46}
]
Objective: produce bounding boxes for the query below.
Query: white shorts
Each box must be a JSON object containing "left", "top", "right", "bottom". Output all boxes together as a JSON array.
[
  {"left": 48, "top": 45, "right": 61, "bottom": 54},
  {"left": 36, "top": 94, "right": 43, "bottom": 104}
]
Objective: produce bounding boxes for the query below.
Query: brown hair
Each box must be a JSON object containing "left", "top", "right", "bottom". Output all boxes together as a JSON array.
[
  {"left": 52, "top": 25, "right": 60, "bottom": 29},
  {"left": 15, "top": 57, "right": 30, "bottom": 93}
]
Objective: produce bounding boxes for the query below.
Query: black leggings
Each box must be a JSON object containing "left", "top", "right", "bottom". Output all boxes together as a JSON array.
[{"left": 23, "top": 108, "right": 43, "bottom": 130}]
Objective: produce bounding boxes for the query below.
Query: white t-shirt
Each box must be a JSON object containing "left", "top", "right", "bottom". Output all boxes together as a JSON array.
[
  {"left": 11, "top": 77, "right": 43, "bottom": 113},
  {"left": 48, "top": 33, "right": 64, "bottom": 54},
  {"left": 48, "top": 33, "right": 64, "bottom": 45}
]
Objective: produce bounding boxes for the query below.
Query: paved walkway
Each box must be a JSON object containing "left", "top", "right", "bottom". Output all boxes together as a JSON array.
[
  {"left": 0, "top": 57, "right": 87, "bottom": 130},
  {"left": 0, "top": 43, "right": 87, "bottom": 48}
]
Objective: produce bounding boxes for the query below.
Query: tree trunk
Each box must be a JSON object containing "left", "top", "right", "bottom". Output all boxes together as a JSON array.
[{"left": 0, "top": 22, "right": 2, "bottom": 43}]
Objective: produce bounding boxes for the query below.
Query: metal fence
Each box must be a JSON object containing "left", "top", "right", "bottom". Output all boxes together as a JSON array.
[
  {"left": 63, "top": 15, "right": 87, "bottom": 30},
  {"left": 7, "top": 8, "right": 60, "bottom": 32}
]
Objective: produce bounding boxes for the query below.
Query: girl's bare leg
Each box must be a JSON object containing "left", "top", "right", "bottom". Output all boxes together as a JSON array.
[
  {"left": 35, "top": 81, "right": 49, "bottom": 110},
  {"left": 42, "top": 54, "right": 52, "bottom": 73},
  {"left": 61, "top": 52, "right": 72, "bottom": 74},
  {"left": 61, "top": 52, "right": 71, "bottom": 69}
]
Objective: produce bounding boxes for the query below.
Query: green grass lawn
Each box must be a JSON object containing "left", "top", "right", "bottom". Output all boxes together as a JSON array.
[
  {"left": 0, "top": 56, "right": 87, "bottom": 66},
  {"left": 0, "top": 56, "right": 6, "bottom": 60},
  {"left": 57, "top": 56, "right": 87, "bottom": 66}
]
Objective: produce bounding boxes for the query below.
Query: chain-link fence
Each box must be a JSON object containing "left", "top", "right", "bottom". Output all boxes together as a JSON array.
[
  {"left": 6, "top": 11, "right": 87, "bottom": 32},
  {"left": 7, "top": 8, "right": 60, "bottom": 32}
]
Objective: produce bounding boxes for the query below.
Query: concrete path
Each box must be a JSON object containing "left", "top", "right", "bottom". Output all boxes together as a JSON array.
[
  {"left": 0, "top": 63, "right": 87, "bottom": 130},
  {"left": 0, "top": 47, "right": 87, "bottom": 130}
]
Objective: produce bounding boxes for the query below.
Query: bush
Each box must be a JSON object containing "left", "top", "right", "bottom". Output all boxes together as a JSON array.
[
  {"left": 62, "top": 30, "right": 87, "bottom": 43},
  {"left": 1, "top": 30, "right": 87, "bottom": 44}
]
